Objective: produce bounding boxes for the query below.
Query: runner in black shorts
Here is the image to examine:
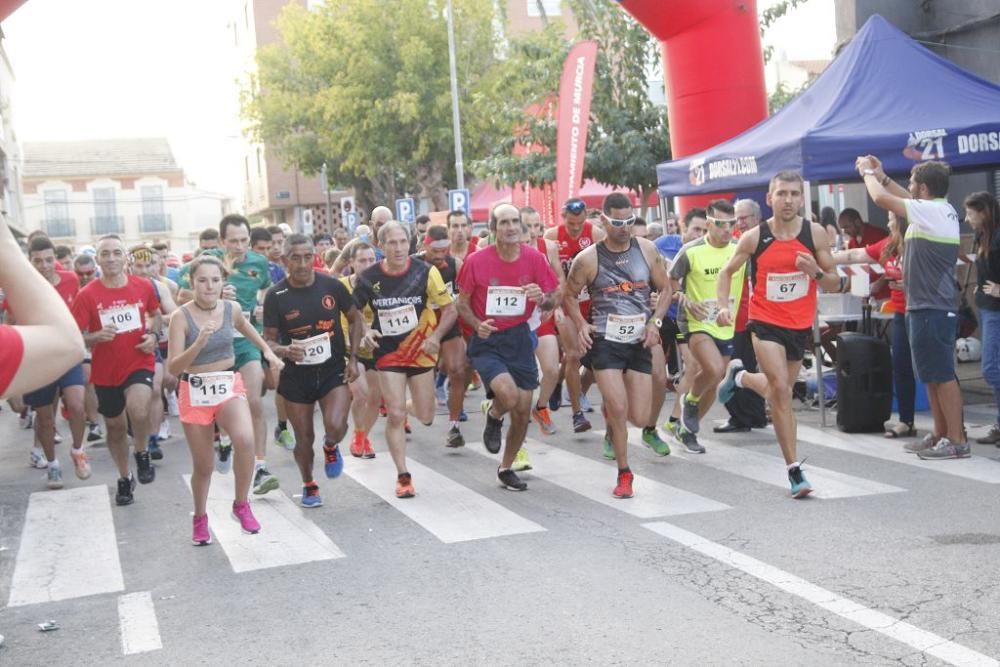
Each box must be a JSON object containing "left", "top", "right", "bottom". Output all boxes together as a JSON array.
[
  {"left": 340, "top": 242, "right": 380, "bottom": 459},
  {"left": 263, "top": 234, "right": 363, "bottom": 508}
]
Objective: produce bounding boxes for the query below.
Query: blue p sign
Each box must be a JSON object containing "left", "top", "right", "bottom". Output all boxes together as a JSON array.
[
  {"left": 395, "top": 197, "right": 416, "bottom": 224},
  {"left": 448, "top": 189, "right": 470, "bottom": 215},
  {"left": 345, "top": 211, "right": 358, "bottom": 231}
]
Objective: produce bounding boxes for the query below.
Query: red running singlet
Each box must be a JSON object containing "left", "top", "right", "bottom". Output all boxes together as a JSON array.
[{"left": 748, "top": 219, "right": 818, "bottom": 330}]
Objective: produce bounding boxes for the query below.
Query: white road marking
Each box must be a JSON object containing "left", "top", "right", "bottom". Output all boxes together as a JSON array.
[
  {"left": 469, "top": 438, "right": 730, "bottom": 518},
  {"left": 184, "top": 474, "right": 344, "bottom": 573},
  {"left": 343, "top": 456, "right": 545, "bottom": 543},
  {"left": 644, "top": 522, "right": 998, "bottom": 667},
  {"left": 796, "top": 425, "right": 1000, "bottom": 484},
  {"left": 7, "top": 485, "right": 124, "bottom": 606},
  {"left": 620, "top": 427, "right": 906, "bottom": 498},
  {"left": 118, "top": 591, "right": 162, "bottom": 655}
]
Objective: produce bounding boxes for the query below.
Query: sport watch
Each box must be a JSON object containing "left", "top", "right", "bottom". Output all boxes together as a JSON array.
[{"left": 652, "top": 317, "right": 663, "bottom": 328}]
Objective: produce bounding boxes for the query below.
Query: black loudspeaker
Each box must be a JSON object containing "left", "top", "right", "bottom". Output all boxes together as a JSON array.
[{"left": 836, "top": 332, "right": 893, "bottom": 433}]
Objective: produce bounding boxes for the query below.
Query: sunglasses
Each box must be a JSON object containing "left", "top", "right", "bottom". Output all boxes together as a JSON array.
[
  {"left": 707, "top": 216, "right": 735, "bottom": 227},
  {"left": 602, "top": 213, "right": 636, "bottom": 228},
  {"left": 564, "top": 200, "right": 586, "bottom": 214}
]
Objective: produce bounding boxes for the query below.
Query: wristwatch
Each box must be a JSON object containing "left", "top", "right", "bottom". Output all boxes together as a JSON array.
[
  {"left": 651, "top": 317, "right": 663, "bottom": 328},
  {"left": 814, "top": 270, "right": 824, "bottom": 280}
]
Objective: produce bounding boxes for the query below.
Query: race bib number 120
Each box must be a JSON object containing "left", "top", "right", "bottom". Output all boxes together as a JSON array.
[
  {"left": 296, "top": 332, "right": 331, "bottom": 365},
  {"left": 99, "top": 304, "right": 142, "bottom": 333},
  {"left": 766, "top": 272, "right": 808, "bottom": 302}
]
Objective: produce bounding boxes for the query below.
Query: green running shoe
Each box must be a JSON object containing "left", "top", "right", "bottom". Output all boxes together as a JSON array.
[{"left": 642, "top": 427, "right": 671, "bottom": 456}]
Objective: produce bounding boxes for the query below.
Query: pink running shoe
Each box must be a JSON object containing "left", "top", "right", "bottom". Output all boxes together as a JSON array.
[
  {"left": 192, "top": 514, "right": 212, "bottom": 546},
  {"left": 232, "top": 500, "right": 261, "bottom": 534}
]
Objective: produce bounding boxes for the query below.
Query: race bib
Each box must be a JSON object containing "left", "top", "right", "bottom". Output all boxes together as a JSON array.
[
  {"left": 766, "top": 272, "right": 809, "bottom": 302},
  {"left": 692, "top": 298, "right": 735, "bottom": 323},
  {"left": 605, "top": 313, "right": 646, "bottom": 343},
  {"left": 99, "top": 304, "right": 142, "bottom": 333},
  {"left": 296, "top": 332, "right": 332, "bottom": 365},
  {"left": 189, "top": 371, "right": 234, "bottom": 407},
  {"left": 379, "top": 304, "right": 418, "bottom": 336},
  {"left": 485, "top": 286, "right": 526, "bottom": 317}
]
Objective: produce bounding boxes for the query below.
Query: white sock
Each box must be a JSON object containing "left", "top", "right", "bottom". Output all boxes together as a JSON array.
[
  {"left": 734, "top": 370, "right": 746, "bottom": 388},
  {"left": 786, "top": 461, "right": 800, "bottom": 471},
  {"left": 255, "top": 459, "right": 266, "bottom": 472},
  {"left": 48, "top": 458, "right": 60, "bottom": 469}
]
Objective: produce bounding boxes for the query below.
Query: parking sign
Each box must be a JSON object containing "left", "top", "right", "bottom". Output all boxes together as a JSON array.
[
  {"left": 448, "top": 189, "right": 470, "bottom": 215},
  {"left": 395, "top": 197, "right": 416, "bottom": 224}
]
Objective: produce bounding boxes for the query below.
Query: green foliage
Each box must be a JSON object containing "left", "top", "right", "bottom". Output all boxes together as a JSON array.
[{"left": 768, "top": 80, "right": 805, "bottom": 114}]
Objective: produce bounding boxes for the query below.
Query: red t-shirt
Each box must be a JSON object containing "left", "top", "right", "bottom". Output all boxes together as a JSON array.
[
  {"left": 457, "top": 245, "right": 559, "bottom": 332},
  {"left": 865, "top": 237, "right": 906, "bottom": 313},
  {"left": 53, "top": 270, "right": 79, "bottom": 307},
  {"left": 847, "top": 223, "right": 888, "bottom": 250},
  {"left": 71, "top": 275, "right": 159, "bottom": 386},
  {"left": 0, "top": 325, "right": 25, "bottom": 396}
]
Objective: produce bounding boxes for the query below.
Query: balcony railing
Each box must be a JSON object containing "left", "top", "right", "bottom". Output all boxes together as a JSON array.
[
  {"left": 43, "top": 218, "right": 75, "bottom": 238},
  {"left": 140, "top": 213, "right": 171, "bottom": 234},
  {"left": 90, "top": 216, "right": 124, "bottom": 235}
]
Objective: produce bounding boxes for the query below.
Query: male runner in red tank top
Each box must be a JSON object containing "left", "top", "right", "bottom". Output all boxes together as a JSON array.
[
  {"left": 544, "top": 198, "right": 605, "bottom": 432},
  {"left": 715, "top": 171, "right": 840, "bottom": 499}
]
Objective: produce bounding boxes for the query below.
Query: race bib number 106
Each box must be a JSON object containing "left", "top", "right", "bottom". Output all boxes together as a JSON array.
[{"left": 99, "top": 304, "right": 142, "bottom": 333}]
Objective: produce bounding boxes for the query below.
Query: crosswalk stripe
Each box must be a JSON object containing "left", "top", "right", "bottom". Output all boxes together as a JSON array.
[
  {"left": 183, "top": 474, "right": 344, "bottom": 573},
  {"left": 118, "top": 591, "right": 163, "bottom": 655},
  {"left": 621, "top": 427, "right": 906, "bottom": 498},
  {"left": 7, "top": 485, "right": 124, "bottom": 607},
  {"left": 342, "top": 456, "right": 546, "bottom": 543},
  {"left": 796, "top": 425, "right": 1000, "bottom": 484},
  {"left": 643, "top": 522, "right": 999, "bottom": 667},
  {"left": 468, "top": 438, "right": 730, "bottom": 518}
]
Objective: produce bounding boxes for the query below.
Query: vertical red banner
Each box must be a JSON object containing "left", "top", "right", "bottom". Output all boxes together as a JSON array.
[{"left": 555, "top": 41, "right": 598, "bottom": 207}]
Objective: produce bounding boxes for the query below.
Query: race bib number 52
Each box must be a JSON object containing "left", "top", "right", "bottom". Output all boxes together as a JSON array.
[
  {"left": 766, "top": 272, "right": 808, "bottom": 302},
  {"left": 605, "top": 313, "right": 646, "bottom": 343},
  {"left": 99, "top": 304, "right": 142, "bottom": 333}
]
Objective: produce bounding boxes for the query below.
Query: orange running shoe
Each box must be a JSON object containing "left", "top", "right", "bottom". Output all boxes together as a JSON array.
[
  {"left": 362, "top": 436, "right": 376, "bottom": 459},
  {"left": 531, "top": 406, "right": 556, "bottom": 435},
  {"left": 349, "top": 431, "right": 365, "bottom": 458},
  {"left": 396, "top": 472, "right": 415, "bottom": 498},
  {"left": 613, "top": 469, "right": 634, "bottom": 499}
]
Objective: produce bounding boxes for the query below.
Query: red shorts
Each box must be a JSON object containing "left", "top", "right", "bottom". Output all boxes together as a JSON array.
[
  {"left": 536, "top": 313, "right": 557, "bottom": 338},
  {"left": 178, "top": 372, "right": 247, "bottom": 426}
]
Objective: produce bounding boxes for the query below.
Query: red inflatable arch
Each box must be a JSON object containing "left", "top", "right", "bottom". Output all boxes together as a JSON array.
[{"left": 618, "top": 0, "right": 769, "bottom": 213}]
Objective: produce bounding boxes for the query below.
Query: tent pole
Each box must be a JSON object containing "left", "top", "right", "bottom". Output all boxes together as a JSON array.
[{"left": 803, "top": 180, "right": 826, "bottom": 427}]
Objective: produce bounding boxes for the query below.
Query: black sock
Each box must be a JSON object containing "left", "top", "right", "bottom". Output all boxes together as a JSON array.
[
  {"left": 278, "top": 420, "right": 287, "bottom": 431},
  {"left": 669, "top": 416, "right": 679, "bottom": 424}
]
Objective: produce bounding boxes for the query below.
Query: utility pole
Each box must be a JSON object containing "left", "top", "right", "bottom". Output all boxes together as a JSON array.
[
  {"left": 321, "top": 162, "right": 333, "bottom": 229},
  {"left": 446, "top": 0, "right": 465, "bottom": 190}
]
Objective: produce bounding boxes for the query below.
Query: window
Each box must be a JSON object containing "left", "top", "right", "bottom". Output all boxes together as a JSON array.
[
  {"left": 527, "top": 0, "right": 561, "bottom": 17},
  {"left": 44, "top": 189, "right": 72, "bottom": 237},
  {"left": 141, "top": 185, "right": 168, "bottom": 233},
  {"left": 91, "top": 187, "right": 121, "bottom": 234}
]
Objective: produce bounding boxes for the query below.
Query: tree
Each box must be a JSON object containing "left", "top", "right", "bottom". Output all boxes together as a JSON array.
[{"left": 241, "top": 0, "right": 501, "bottom": 211}]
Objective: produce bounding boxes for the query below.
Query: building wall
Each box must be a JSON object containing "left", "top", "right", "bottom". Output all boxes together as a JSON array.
[
  {"left": 0, "top": 40, "right": 24, "bottom": 234},
  {"left": 22, "top": 173, "right": 227, "bottom": 253}
]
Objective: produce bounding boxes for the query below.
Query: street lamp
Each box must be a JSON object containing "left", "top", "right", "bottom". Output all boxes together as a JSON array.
[{"left": 446, "top": 0, "right": 465, "bottom": 191}]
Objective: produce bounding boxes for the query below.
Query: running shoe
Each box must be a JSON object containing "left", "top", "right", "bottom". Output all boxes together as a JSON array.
[
  {"left": 572, "top": 410, "right": 592, "bottom": 433},
  {"left": 916, "top": 438, "right": 971, "bottom": 460},
  {"left": 215, "top": 441, "right": 232, "bottom": 475},
  {"left": 252, "top": 467, "right": 279, "bottom": 495},
  {"left": 532, "top": 406, "right": 556, "bottom": 435},
  {"left": 157, "top": 420, "right": 171, "bottom": 442},
  {"left": 512, "top": 447, "right": 532, "bottom": 472},
  {"left": 602, "top": 437, "right": 616, "bottom": 460},
  {"left": 379, "top": 402, "right": 387, "bottom": 417},
  {"left": 613, "top": 469, "right": 634, "bottom": 499},
  {"left": 29, "top": 447, "right": 48, "bottom": 469},
  {"left": 580, "top": 393, "right": 594, "bottom": 413},
  {"left": 135, "top": 451, "right": 155, "bottom": 484},
  {"left": 70, "top": 449, "right": 91, "bottom": 480},
  {"left": 231, "top": 500, "right": 261, "bottom": 534},
  {"left": 301, "top": 483, "right": 323, "bottom": 508},
  {"left": 642, "top": 427, "right": 671, "bottom": 456},
  {"left": 458, "top": 410, "right": 468, "bottom": 422},
  {"left": 166, "top": 392, "right": 180, "bottom": 417},
  {"left": 680, "top": 392, "right": 701, "bottom": 435},
  {"left": 349, "top": 431, "right": 366, "bottom": 458},
  {"left": 446, "top": 425, "right": 465, "bottom": 448},
  {"left": 497, "top": 467, "right": 527, "bottom": 491},
  {"left": 53, "top": 429, "right": 63, "bottom": 444},
  {"left": 662, "top": 419, "right": 681, "bottom": 445},
  {"left": 192, "top": 514, "right": 211, "bottom": 545},
  {"left": 116, "top": 475, "right": 136, "bottom": 506},
  {"left": 86, "top": 422, "right": 104, "bottom": 443},
  {"left": 717, "top": 358, "right": 744, "bottom": 405},
  {"left": 468, "top": 371, "right": 482, "bottom": 392},
  {"left": 678, "top": 428, "right": 706, "bottom": 454},
  {"left": 275, "top": 428, "right": 295, "bottom": 450},
  {"left": 396, "top": 472, "right": 415, "bottom": 498},
  {"left": 404, "top": 418, "right": 412, "bottom": 435},
  {"left": 149, "top": 438, "right": 164, "bottom": 461},
  {"left": 47, "top": 464, "right": 64, "bottom": 490},
  {"left": 435, "top": 381, "right": 447, "bottom": 406},
  {"left": 976, "top": 424, "right": 1000, "bottom": 445},
  {"left": 549, "top": 382, "right": 562, "bottom": 411},
  {"left": 362, "top": 437, "right": 376, "bottom": 459},
  {"left": 19, "top": 409, "right": 33, "bottom": 429},
  {"left": 323, "top": 443, "right": 344, "bottom": 478},
  {"left": 788, "top": 465, "right": 812, "bottom": 498},
  {"left": 904, "top": 433, "right": 937, "bottom": 454},
  {"left": 481, "top": 400, "right": 503, "bottom": 454}
]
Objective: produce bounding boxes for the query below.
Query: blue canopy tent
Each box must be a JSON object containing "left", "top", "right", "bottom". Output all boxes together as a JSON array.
[{"left": 656, "top": 14, "right": 1000, "bottom": 197}]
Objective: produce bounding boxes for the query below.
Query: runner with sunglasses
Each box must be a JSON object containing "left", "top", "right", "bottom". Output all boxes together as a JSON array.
[{"left": 564, "top": 192, "right": 671, "bottom": 499}]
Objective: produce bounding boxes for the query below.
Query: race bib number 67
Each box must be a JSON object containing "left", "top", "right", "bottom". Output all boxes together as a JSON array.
[{"left": 766, "top": 272, "right": 808, "bottom": 302}]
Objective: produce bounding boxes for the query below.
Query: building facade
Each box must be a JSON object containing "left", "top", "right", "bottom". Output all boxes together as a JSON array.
[
  {"left": 22, "top": 138, "right": 229, "bottom": 253},
  {"left": 0, "top": 29, "right": 25, "bottom": 235}
]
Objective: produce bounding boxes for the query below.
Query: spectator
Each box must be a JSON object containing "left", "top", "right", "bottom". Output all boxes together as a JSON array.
[
  {"left": 820, "top": 206, "right": 839, "bottom": 248},
  {"left": 647, "top": 222, "right": 663, "bottom": 241},
  {"left": 664, "top": 212, "right": 679, "bottom": 235},
  {"left": 838, "top": 207, "right": 888, "bottom": 249},
  {"left": 965, "top": 192, "right": 1000, "bottom": 444},
  {"left": 858, "top": 156, "right": 965, "bottom": 459}
]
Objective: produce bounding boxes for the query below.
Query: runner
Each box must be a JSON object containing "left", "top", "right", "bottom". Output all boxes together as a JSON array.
[
  {"left": 447, "top": 209, "right": 478, "bottom": 262},
  {"left": 74, "top": 253, "right": 104, "bottom": 443},
  {"left": 263, "top": 234, "right": 363, "bottom": 508},
  {"left": 716, "top": 171, "right": 840, "bottom": 498},
  {"left": 352, "top": 222, "right": 456, "bottom": 498},
  {"left": 564, "top": 192, "right": 671, "bottom": 498},
  {"left": 522, "top": 207, "right": 563, "bottom": 438},
  {"left": 15, "top": 236, "right": 90, "bottom": 487},
  {"left": 71, "top": 235, "right": 162, "bottom": 505},
  {"left": 265, "top": 225, "right": 294, "bottom": 450},
  {"left": 545, "top": 197, "right": 605, "bottom": 432},
  {"left": 178, "top": 215, "right": 277, "bottom": 495},
  {"left": 669, "top": 199, "right": 746, "bottom": 454},
  {"left": 415, "top": 224, "right": 468, "bottom": 449},
  {"left": 169, "top": 255, "right": 284, "bottom": 543},
  {"left": 340, "top": 241, "right": 380, "bottom": 459}
]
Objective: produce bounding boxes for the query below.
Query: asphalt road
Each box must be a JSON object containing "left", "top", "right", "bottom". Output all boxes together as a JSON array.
[{"left": 1, "top": 385, "right": 999, "bottom": 666}]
